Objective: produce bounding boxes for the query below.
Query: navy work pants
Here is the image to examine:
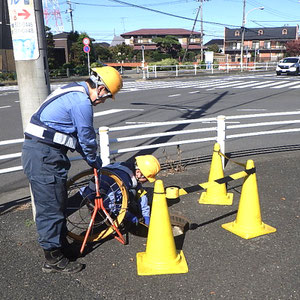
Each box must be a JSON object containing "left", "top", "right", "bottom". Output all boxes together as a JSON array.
[{"left": 22, "top": 138, "right": 71, "bottom": 250}]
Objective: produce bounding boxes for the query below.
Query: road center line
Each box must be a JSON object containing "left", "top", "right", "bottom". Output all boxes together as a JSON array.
[
  {"left": 168, "top": 94, "right": 181, "bottom": 97},
  {"left": 0, "top": 105, "right": 11, "bottom": 109}
]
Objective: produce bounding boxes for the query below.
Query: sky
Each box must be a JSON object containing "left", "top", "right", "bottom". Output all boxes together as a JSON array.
[{"left": 46, "top": 0, "right": 300, "bottom": 44}]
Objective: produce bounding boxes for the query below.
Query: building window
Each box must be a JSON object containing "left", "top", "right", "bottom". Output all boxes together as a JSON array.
[
  {"left": 258, "top": 29, "right": 264, "bottom": 35},
  {"left": 282, "top": 29, "right": 288, "bottom": 35},
  {"left": 235, "top": 30, "right": 240, "bottom": 36},
  {"left": 253, "top": 41, "right": 259, "bottom": 49},
  {"left": 264, "top": 41, "right": 271, "bottom": 49}
]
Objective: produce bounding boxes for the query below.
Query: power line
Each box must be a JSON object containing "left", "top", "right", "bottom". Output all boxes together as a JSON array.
[{"left": 69, "top": 0, "right": 239, "bottom": 28}]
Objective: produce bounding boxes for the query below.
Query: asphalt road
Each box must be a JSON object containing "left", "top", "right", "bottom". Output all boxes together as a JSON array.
[
  {"left": 0, "top": 72, "right": 299, "bottom": 299},
  {"left": 0, "top": 150, "right": 299, "bottom": 299},
  {"left": 1, "top": 72, "right": 300, "bottom": 203}
]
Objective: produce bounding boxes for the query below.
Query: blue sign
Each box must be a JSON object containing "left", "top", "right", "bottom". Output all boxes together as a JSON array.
[{"left": 83, "top": 45, "right": 90, "bottom": 53}]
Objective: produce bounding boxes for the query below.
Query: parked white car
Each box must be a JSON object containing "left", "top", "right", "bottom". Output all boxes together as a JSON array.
[{"left": 276, "top": 57, "right": 300, "bottom": 75}]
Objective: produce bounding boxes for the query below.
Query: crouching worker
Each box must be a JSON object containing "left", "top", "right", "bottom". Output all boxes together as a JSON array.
[{"left": 78, "top": 155, "right": 160, "bottom": 230}]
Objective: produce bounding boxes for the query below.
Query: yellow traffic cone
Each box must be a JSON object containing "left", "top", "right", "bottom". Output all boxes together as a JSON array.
[
  {"left": 199, "top": 143, "right": 233, "bottom": 205},
  {"left": 136, "top": 180, "right": 188, "bottom": 276},
  {"left": 222, "top": 160, "right": 276, "bottom": 239}
]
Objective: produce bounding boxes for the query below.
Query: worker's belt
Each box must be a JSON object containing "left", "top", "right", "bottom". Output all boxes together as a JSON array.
[{"left": 25, "top": 122, "right": 77, "bottom": 150}]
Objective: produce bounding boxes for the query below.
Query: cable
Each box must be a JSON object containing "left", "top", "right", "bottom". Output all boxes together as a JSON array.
[{"left": 68, "top": 0, "right": 239, "bottom": 28}]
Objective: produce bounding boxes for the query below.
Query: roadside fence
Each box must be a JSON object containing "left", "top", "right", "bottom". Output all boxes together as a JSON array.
[
  {"left": 141, "top": 62, "right": 277, "bottom": 78},
  {"left": 98, "top": 111, "right": 300, "bottom": 167},
  {"left": 1, "top": 110, "right": 300, "bottom": 175}
]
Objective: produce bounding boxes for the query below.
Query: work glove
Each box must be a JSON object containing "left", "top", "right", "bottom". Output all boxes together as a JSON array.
[
  {"left": 125, "top": 211, "right": 139, "bottom": 225},
  {"left": 87, "top": 156, "right": 102, "bottom": 170},
  {"left": 143, "top": 216, "right": 150, "bottom": 226}
]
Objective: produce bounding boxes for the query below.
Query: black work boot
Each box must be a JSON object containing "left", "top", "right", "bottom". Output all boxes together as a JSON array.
[
  {"left": 61, "top": 238, "right": 80, "bottom": 260},
  {"left": 42, "top": 248, "right": 84, "bottom": 274}
]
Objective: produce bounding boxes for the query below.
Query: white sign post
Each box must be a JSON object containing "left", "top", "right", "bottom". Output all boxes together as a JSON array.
[
  {"left": 83, "top": 37, "right": 90, "bottom": 75},
  {"left": 8, "top": 0, "right": 39, "bottom": 61}
]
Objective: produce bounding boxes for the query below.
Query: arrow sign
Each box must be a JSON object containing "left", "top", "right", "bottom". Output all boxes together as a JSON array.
[{"left": 18, "top": 9, "right": 30, "bottom": 19}]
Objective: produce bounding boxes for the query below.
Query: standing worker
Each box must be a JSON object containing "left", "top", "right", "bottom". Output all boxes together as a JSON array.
[{"left": 21, "top": 66, "right": 123, "bottom": 274}]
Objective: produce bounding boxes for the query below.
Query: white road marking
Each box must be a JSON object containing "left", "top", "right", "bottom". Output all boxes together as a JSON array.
[
  {"left": 93, "top": 108, "right": 144, "bottom": 117},
  {"left": 168, "top": 94, "right": 181, "bottom": 97},
  {"left": 234, "top": 81, "right": 273, "bottom": 88},
  {"left": 253, "top": 81, "right": 286, "bottom": 88},
  {"left": 0, "top": 105, "right": 11, "bottom": 109},
  {"left": 237, "top": 109, "right": 267, "bottom": 111},
  {"left": 271, "top": 81, "right": 300, "bottom": 88}
]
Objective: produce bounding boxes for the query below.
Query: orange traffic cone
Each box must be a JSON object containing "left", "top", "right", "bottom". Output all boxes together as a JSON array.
[
  {"left": 136, "top": 180, "right": 188, "bottom": 276},
  {"left": 199, "top": 143, "right": 233, "bottom": 205},
  {"left": 222, "top": 160, "right": 276, "bottom": 239}
]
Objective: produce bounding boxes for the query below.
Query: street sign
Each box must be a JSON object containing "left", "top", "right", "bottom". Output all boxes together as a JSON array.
[
  {"left": 83, "top": 45, "right": 90, "bottom": 53},
  {"left": 7, "top": 0, "right": 39, "bottom": 61},
  {"left": 83, "top": 37, "right": 90, "bottom": 46}
]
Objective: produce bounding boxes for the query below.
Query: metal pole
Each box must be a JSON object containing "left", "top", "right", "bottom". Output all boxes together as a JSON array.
[
  {"left": 141, "top": 45, "right": 146, "bottom": 79},
  {"left": 217, "top": 115, "right": 226, "bottom": 167},
  {"left": 67, "top": 0, "right": 74, "bottom": 32},
  {"left": 240, "top": 0, "right": 246, "bottom": 72},
  {"left": 99, "top": 126, "right": 110, "bottom": 166},
  {"left": 200, "top": 0, "right": 204, "bottom": 62},
  {"left": 87, "top": 51, "right": 90, "bottom": 75}
]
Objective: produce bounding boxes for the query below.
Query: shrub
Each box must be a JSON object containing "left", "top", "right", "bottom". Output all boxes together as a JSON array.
[{"left": 0, "top": 72, "right": 16, "bottom": 81}]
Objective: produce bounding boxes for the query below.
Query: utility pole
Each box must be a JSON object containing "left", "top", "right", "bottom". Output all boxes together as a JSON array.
[
  {"left": 7, "top": 0, "right": 50, "bottom": 130},
  {"left": 240, "top": 0, "right": 246, "bottom": 71},
  {"left": 199, "top": 0, "right": 209, "bottom": 62},
  {"left": 200, "top": 0, "right": 204, "bottom": 62},
  {"left": 67, "top": 0, "right": 74, "bottom": 32},
  {"left": 182, "top": 5, "right": 200, "bottom": 63}
]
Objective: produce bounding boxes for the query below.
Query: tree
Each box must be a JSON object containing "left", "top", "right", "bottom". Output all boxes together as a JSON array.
[
  {"left": 110, "top": 43, "right": 135, "bottom": 62},
  {"left": 152, "top": 35, "right": 182, "bottom": 59},
  {"left": 207, "top": 43, "right": 220, "bottom": 53},
  {"left": 94, "top": 44, "right": 112, "bottom": 62},
  {"left": 69, "top": 32, "right": 96, "bottom": 66},
  {"left": 286, "top": 40, "right": 300, "bottom": 56},
  {"left": 45, "top": 26, "right": 57, "bottom": 69}
]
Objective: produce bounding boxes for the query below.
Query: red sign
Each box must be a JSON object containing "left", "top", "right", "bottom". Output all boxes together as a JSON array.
[
  {"left": 82, "top": 38, "right": 90, "bottom": 46},
  {"left": 83, "top": 45, "right": 90, "bottom": 53}
]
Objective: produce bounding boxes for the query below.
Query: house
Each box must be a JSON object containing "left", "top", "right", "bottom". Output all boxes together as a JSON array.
[
  {"left": 53, "top": 32, "right": 70, "bottom": 65},
  {"left": 204, "top": 39, "right": 224, "bottom": 53},
  {"left": 110, "top": 35, "right": 125, "bottom": 47},
  {"left": 120, "top": 28, "right": 202, "bottom": 51},
  {"left": 224, "top": 26, "right": 299, "bottom": 63}
]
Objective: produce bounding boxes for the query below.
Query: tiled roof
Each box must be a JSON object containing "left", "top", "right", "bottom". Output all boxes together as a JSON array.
[
  {"left": 110, "top": 35, "right": 125, "bottom": 47},
  {"left": 204, "top": 39, "right": 224, "bottom": 46},
  {"left": 225, "top": 26, "right": 298, "bottom": 41},
  {"left": 53, "top": 32, "right": 69, "bottom": 39},
  {"left": 122, "top": 28, "right": 201, "bottom": 37}
]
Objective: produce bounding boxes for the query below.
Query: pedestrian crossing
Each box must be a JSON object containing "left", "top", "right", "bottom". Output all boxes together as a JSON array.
[
  {"left": 1, "top": 75, "right": 300, "bottom": 93},
  {"left": 119, "top": 78, "right": 300, "bottom": 93}
]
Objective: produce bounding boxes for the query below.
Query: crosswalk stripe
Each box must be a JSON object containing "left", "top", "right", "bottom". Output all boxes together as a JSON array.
[
  {"left": 207, "top": 81, "right": 256, "bottom": 90},
  {"left": 234, "top": 81, "right": 274, "bottom": 88},
  {"left": 253, "top": 81, "right": 286, "bottom": 88},
  {"left": 271, "top": 81, "right": 300, "bottom": 88}
]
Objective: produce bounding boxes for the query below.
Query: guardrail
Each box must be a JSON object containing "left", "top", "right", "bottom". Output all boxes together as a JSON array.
[
  {"left": 43, "top": 62, "right": 278, "bottom": 80},
  {"left": 134, "top": 62, "right": 277, "bottom": 78},
  {"left": 99, "top": 111, "right": 300, "bottom": 165},
  {"left": 1, "top": 111, "right": 300, "bottom": 175}
]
